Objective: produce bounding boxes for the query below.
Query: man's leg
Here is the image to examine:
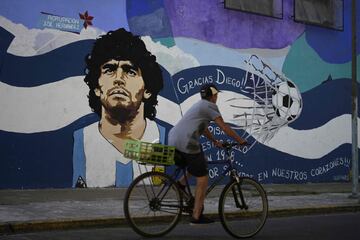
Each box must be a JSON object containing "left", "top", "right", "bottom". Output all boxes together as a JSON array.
[
  {"left": 178, "top": 171, "right": 192, "bottom": 186},
  {"left": 192, "top": 175, "right": 208, "bottom": 219}
]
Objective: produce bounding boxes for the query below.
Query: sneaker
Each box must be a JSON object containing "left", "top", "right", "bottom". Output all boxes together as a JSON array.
[{"left": 190, "top": 215, "right": 215, "bottom": 225}]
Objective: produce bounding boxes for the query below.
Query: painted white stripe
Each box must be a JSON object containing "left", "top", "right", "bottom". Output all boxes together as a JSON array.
[
  {"left": 0, "top": 76, "right": 91, "bottom": 133},
  {"left": 0, "top": 78, "right": 358, "bottom": 158},
  {"left": 0, "top": 78, "right": 182, "bottom": 133},
  {"left": 178, "top": 92, "right": 360, "bottom": 159},
  {"left": 156, "top": 96, "right": 182, "bottom": 125},
  {"left": 265, "top": 114, "right": 360, "bottom": 159}
]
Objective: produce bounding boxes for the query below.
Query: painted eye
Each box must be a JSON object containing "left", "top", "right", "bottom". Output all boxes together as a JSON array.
[
  {"left": 103, "top": 68, "right": 114, "bottom": 74},
  {"left": 127, "top": 69, "right": 137, "bottom": 77},
  {"left": 101, "top": 64, "right": 118, "bottom": 75}
]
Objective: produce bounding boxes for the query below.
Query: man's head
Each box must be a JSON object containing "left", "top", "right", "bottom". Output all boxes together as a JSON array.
[
  {"left": 200, "top": 84, "right": 220, "bottom": 102},
  {"left": 84, "top": 28, "right": 164, "bottom": 122}
]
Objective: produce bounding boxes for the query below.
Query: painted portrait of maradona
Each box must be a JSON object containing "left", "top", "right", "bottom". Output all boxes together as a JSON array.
[{"left": 72, "top": 28, "right": 164, "bottom": 187}]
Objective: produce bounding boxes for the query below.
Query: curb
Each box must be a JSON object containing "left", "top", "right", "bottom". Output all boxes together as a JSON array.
[
  {"left": 1, "top": 205, "right": 360, "bottom": 235},
  {"left": 0, "top": 217, "right": 127, "bottom": 235},
  {"left": 268, "top": 205, "right": 360, "bottom": 217}
]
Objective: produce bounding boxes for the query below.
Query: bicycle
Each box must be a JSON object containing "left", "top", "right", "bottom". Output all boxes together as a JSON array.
[{"left": 123, "top": 142, "right": 268, "bottom": 238}]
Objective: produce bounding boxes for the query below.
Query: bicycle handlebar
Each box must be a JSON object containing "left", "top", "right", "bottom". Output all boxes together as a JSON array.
[
  {"left": 222, "top": 142, "right": 238, "bottom": 148},
  {"left": 221, "top": 141, "right": 249, "bottom": 149}
]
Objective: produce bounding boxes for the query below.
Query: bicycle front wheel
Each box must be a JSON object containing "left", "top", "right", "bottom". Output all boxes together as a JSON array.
[
  {"left": 219, "top": 177, "right": 268, "bottom": 238},
  {"left": 124, "top": 171, "right": 182, "bottom": 237}
]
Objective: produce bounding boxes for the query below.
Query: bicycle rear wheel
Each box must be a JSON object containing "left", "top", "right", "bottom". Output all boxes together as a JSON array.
[
  {"left": 219, "top": 177, "right": 268, "bottom": 238},
  {"left": 124, "top": 171, "right": 182, "bottom": 237}
]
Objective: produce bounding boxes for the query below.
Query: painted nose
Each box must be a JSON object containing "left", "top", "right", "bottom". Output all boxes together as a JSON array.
[{"left": 114, "top": 68, "right": 126, "bottom": 85}]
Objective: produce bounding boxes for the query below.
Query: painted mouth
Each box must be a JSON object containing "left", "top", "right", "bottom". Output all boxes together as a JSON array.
[{"left": 109, "top": 88, "right": 129, "bottom": 97}]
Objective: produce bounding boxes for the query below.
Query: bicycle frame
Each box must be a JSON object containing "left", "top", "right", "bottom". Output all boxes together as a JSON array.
[
  {"left": 169, "top": 143, "right": 248, "bottom": 209},
  {"left": 125, "top": 143, "right": 267, "bottom": 238}
]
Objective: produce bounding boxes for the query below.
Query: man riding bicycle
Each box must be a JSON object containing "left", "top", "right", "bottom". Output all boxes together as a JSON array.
[{"left": 168, "top": 83, "right": 247, "bottom": 225}]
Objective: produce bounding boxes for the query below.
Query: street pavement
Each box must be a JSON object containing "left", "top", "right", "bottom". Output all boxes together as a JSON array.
[{"left": 0, "top": 182, "right": 359, "bottom": 235}]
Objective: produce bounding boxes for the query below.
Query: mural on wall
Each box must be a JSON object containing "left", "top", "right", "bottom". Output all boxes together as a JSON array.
[
  {"left": 73, "top": 28, "right": 167, "bottom": 188},
  {"left": 0, "top": 0, "right": 359, "bottom": 189}
]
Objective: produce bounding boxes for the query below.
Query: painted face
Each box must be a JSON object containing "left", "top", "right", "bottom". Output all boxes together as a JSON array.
[{"left": 95, "top": 59, "right": 151, "bottom": 115}]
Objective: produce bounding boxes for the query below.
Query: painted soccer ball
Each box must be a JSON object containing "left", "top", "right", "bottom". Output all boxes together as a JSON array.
[{"left": 271, "top": 80, "right": 302, "bottom": 122}]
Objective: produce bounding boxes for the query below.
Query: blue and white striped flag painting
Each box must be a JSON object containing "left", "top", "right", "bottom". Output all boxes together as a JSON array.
[
  {"left": 1, "top": 15, "right": 358, "bottom": 189},
  {"left": 0, "top": 18, "right": 183, "bottom": 188},
  {"left": 0, "top": 21, "right": 100, "bottom": 188}
]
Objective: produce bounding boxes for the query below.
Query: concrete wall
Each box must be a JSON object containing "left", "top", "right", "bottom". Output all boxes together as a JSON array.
[{"left": 0, "top": 0, "right": 359, "bottom": 189}]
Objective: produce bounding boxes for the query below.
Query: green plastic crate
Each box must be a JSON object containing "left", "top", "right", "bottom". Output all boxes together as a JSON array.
[{"left": 124, "top": 140, "right": 175, "bottom": 165}]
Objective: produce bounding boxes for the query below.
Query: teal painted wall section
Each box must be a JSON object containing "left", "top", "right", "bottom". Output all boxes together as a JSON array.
[{"left": 283, "top": 33, "right": 359, "bottom": 93}]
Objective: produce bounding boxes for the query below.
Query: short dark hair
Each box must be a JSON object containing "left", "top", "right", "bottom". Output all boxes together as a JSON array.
[
  {"left": 84, "top": 28, "right": 164, "bottom": 120},
  {"left": 200, "top": 84, "right": 220, "bottom": 100}
]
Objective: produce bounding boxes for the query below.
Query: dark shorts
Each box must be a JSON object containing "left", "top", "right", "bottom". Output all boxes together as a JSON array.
[{"left": 174, "top": 150, "right": 208, "bottom": 177}]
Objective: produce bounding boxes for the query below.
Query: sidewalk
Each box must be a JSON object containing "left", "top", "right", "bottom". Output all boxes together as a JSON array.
[{"left": 0, "top": 183, "right": 359, "bottom": 234}]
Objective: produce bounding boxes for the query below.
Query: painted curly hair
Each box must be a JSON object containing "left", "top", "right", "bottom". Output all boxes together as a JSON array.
[{"left": 84, "top": 28, "right": 164, "bottom": 120}]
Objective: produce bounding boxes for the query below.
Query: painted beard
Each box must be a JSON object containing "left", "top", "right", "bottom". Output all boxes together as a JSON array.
[
  {"left": 99, "top": 86, "right": 146, "bottom": 124},
  {"left": 104, "top": 100, "right": 142, "bottom": 124}
]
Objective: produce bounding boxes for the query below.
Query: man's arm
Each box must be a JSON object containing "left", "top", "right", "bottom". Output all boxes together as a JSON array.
[
  {"left": 214, "top": 116, "right": 247, "bottom": 145},
  {"left": 203, "top": 128, "right": 223, "bottom": 148}
]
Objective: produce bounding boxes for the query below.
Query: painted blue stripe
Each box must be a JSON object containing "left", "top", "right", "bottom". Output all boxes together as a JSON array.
[
  {"left": 0, "top": 30, "right": 94, "bottom": 87},
  {"left": 116, "top": 161, "right": 133, "bottom": 187},
  {"left": 158, "top": 66, "right": 179, "bottom": 102},
  {"left": 172, "top": 66, "right": 254, "bottom": 103},
  {"left": 0, "top": 114, "right": 356, "bottom": 188},
  {"left": 290, "top": 78, "right": 360, "bottom": 130},
  {"left": 0, "top": 27, "right": 14, "bottom": 68},
  {"left": 72, "top": 128, "right": 86, "bottom": 187},
  {"left": 0, "top": 113, "right": 98, "bottom": 189}
]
